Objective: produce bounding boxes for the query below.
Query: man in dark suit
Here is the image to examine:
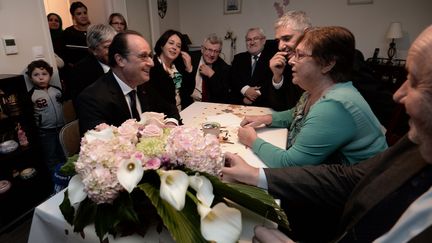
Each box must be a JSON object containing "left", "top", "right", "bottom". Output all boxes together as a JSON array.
[
  {"left": 76, "top": 30, "right": 179, "bottom": 135},
  {"left": 70, "top": 24, "right": 117, "bottom": 103},
  {"left": 266, "top": 10, "right": 312, "bottom": 111},
  {"left": 222, "top": 25, "right": 432, "bottom": 243},
  {"left": 186, "top": 33, "right": 230, "bottom": 105},
  {"left": 230, "top": 27, "right": 276, "bottom": 107}
]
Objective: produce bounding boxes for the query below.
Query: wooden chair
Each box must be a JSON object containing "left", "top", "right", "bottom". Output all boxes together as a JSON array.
[
  {"left": 59, "top": 120, "right": 80, "bottom": 157},
  {"left": 63, "top": 100, "right": 76, "bottom": 124}
]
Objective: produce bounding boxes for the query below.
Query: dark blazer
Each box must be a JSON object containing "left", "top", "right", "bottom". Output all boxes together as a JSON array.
[
  {"left": 264, "top": 135, "right": 431, "bottom": 242},
  {"left": 76, "top": 71, "right": 180, "bottom": 135},
  {"left": 229, "top": 48, "right": 274, "bottom": 107},
  {"left": 146, "top": 56, "right": 195, "bottom": 112},
  {"left": 229, "top": 41, "right": 302, "bottom": 110},
  {"left": 70, "top": 54, "right": 105, "bottom": 102},
  {"left": 188, "top": 50, "right": 231, "bottom": 104}
]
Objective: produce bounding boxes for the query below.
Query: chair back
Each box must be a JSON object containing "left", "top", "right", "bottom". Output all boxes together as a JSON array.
[
  {"left": 59, "top": 119, "right": 80, "bottom": 157},
  {"left": 63, "top": 100, "right": 77, "bottom": 124}
]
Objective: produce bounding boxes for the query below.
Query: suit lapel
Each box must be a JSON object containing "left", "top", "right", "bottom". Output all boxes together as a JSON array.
[
  {"left": 338, "top": 136, "right": 427, "bottom": 237},
  {"left": 105, "top": 72, "right": 131, "bottom": 121}
]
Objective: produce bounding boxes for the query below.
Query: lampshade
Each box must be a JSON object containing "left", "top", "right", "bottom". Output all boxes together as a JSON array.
[{"left": 386, "top": 22, "right": 403, "bottom": 39}]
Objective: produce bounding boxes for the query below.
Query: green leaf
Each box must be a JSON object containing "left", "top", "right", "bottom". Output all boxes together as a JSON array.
[
  {"left": 138, "top": 183, "right": 207, "bottom": 243},
  {"left": 94, "top": 204, "right": 116, "bottom": 241},
  {"left": 60, "top": 154, "right": 79, "bottom": 176},
  {"left": 113, "top": 191, "right": 140, "bottom": 224},
  {"left": 206, "top": 173, "right": 290, "bottom": 230},
  {"left": 59, "top": 190, "right": 75, "bottom": 225},
  {"left": 73, "top": 198, "right": 97, "bottom": 233}
]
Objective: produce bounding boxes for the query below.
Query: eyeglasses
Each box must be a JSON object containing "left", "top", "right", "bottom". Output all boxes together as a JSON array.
[
  {"left": 292, "top": 50, "right": 313, "bottom": 61},
  {"left": 246, "top": 37, "right": 264, "bottom": 43},
  {"left": 127, "top": 52, "right": 153, "bottom": 62},
  {"left": 202, "top": 46, "right": 221, "bottom": 55},
  {"left": 111, "top": 22, "right": 126, "bottom": 26}
]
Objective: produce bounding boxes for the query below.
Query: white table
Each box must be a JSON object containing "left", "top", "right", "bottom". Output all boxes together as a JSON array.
[
  {"left": 28, "top": 102, "right": 287, "bottom": 243},
  {"left": 180, "top": 102, "right": 287, "bottom": 168}
]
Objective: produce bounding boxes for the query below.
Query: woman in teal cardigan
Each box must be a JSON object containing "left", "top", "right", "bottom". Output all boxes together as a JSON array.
[{"left": 238, "top": 26, "right": 388, "bottom": 168}]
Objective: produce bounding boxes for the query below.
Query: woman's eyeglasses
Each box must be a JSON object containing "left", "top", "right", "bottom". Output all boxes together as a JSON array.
[
  {"left": 111, "top": 22, "right": 126, "bottom": 26},
  {"left": 292, "top": 50, "right": 313, "bottom": 61}
]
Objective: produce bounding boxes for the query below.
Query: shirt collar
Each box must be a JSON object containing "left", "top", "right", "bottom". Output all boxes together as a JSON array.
[{"left": 112, "top": 72, "right": 134, "bottom": 96}]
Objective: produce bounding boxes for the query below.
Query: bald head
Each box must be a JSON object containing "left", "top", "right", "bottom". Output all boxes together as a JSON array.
[{"left": 393, "top": 25, "right": 432, "bottom": 163}]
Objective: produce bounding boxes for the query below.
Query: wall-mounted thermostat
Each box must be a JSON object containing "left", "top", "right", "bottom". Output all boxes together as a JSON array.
[{"left": 2, "top": 36, "right": 18, "bottom": 55}]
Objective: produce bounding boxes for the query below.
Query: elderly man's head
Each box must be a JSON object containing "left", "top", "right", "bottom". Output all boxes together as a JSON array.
[
  {"left": 274, "top": 10, "right": 311, "bottom": 55},
  {"left": 394, "top": 25, "right": 432, "bottom": 163},
  {"left": 201, "top": 33, "right": 222, "bottom": 65},
  {"left": 245, "top": 28, "right": 266, "bottom": 56},
  {"left": 87, "top": 24, "right": 117, "bottom": 64},
  {"left": 108, "top": 30, "right": 154, "bottom": 88}
]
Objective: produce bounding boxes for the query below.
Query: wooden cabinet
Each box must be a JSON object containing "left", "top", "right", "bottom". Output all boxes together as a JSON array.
[{"left": 0, "top": 74, "right": 52, "bottom": 232}]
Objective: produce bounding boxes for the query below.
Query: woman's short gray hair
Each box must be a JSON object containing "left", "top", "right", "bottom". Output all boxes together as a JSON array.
[{"left": 86, "top": 24, "right": 117, "bottom": 50}]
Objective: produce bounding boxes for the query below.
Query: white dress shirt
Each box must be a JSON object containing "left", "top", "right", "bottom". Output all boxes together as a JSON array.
[{"left": 374, "top": 186, "right": 432, "bottom": 242}]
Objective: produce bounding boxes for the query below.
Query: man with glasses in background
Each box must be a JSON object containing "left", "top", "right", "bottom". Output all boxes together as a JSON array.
[
  {"left": 76, "top": 30, "right": 179, "bottom": 135},
  {"left": 187, "top": 33, "right": 231, "bottom": 105},
  {"left": 230, "top": 27, "right": 277, "bottom": 107}
]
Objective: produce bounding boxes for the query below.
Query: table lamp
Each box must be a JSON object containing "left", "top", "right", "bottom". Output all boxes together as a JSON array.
[{"left": 386, "top": 22, "right": 403, "bottom": 62}]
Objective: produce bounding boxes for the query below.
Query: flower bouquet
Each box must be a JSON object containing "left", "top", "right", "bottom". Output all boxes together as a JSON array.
[{"left": 59, "top": 112, "right": 289, "bottom": 243}]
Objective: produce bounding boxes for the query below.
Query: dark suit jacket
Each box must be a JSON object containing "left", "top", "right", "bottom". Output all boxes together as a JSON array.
[
  {"left": 229, "top": 48, "right": 274, "bottom": 107},
  {"left": 76, "top": 71, "right": 180, "bottom": 135},
  {"left": 146, "top": 56, "right": 195, "bottom": 112},
  {"left": 70, "top": 54, "right": 105, "bottom": 102},
  {"left": 229, "top": 42, "right": 302, "bottom": 110},
  {"left": 264, "top": 135, "right": 431, "bottom": 242},
  {"left": 188, "top": 50, "right": 231, "bottom": 104}
]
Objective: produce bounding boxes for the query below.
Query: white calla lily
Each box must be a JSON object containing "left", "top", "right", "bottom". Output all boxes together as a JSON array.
[
  {"left": 159, "top": 170, "right": 189, "bottom": 211},
  {"left": 200, "top": 202, "right": 242, "bottom": 243},
  {"left": 189, "top": 175, "right": 214, "bottom": 207},
  {"left": 68, "top": 175, "right": 87, "bottom": 205},
  {"left": 117, "top": 158, "right": 144, "bottom": 193},
  {"left": 84, "top": 127, "right": 114, "bottom": 143}
]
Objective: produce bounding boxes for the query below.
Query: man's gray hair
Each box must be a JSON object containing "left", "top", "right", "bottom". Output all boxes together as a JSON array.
[
  {"left": 245, "top": 27, "right": 266, "bottom": 39},
  {"left": 274, "top": 10, "right": 312, "bottom": 32},
  {"left": 87, "top": 24, "right": 117, "bottom": 50},
  {"left": 203, "top": 33, "right": 223, "bottom": 47}
]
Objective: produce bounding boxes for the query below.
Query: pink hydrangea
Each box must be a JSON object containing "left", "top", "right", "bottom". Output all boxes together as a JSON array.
[
  {"left": 74, "top": 116, "right": 223, "bottom": 204},
  {"left": 165, "top": 127, "right": 223, "bottom": 176}
]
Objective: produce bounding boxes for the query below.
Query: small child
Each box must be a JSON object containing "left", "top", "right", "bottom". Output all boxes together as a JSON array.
[{"left": 26, "top": 60, "right": 65, "bottom": 176}]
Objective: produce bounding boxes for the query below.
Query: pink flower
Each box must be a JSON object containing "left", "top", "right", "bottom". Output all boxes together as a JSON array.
[
  {"left": 95, "top": 123, "right": 111, "bottom": 131},
  {"left": 144, "top": 157, "right": 162, "bottom": 170},
  {"left": 140, "top": 124, "right": 163, "bottom": 137}
]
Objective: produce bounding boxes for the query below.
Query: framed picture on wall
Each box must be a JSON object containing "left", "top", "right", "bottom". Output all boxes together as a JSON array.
[
  {"left": 224, "top": 0, "right": 241, "bottom": 14},
  {"left": 347, "top": 0, "right": 373, "bottom": 5}
]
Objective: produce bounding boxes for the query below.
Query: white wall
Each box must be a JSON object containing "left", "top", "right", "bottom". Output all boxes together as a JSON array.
[
  {"left": 0, "top": 0, "right": 59, "bottom": 90},
  {"left": 179, "top": 0, "right": 432, "bottom": 63}
]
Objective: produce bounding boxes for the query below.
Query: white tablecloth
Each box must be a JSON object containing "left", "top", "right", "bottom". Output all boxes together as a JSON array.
[
  {"left": 180, "top": 102, "right": 287, "bottom": 168},
  {"left": 28, "top": 102, "right": 286, "bottom": 243}
]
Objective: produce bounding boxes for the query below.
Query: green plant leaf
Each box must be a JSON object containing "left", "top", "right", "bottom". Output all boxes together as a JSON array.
[
  {"left": 206, "top": 173, "right": 290, "bottom": 230},
  {"left": 59, "top": 190, "right": 75, "bottom": 225},
  {"left": 73, "top": 198, "right": 97, "bottom": 233},
  {"left": 138, "top": 183, "right": 207, "bottom": 243},
  {"left": 60, "top": 154, "right": 79, "bottom": 176},
  {"left": 94, "top": 203, "right": 116, "bottom": 240}
]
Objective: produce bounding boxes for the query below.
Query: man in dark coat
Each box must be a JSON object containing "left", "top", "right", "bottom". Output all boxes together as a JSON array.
[
  {"left": 186, "top": 33, "right": 231, "bottom": 106},
  {"left": 76, "top": 30, "right": 179, "bottom": 135}
]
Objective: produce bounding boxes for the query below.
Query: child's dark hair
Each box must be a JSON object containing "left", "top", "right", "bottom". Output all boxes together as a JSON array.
[{"left": 26, "top": 60, "right": 54, "bottom": 77}]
